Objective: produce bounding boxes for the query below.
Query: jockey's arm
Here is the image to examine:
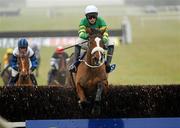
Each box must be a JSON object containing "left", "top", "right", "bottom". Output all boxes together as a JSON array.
[
  {"left": 50, "top": 57, "right": 58, "bottom": 70},
  {"left": 78, "top": 25, "right": 89, "bottom": 40},
  {"left": 100, "top": 26, "right": 109, "bottom": 45},
  {"left": 10, "top": 55, "right": 18, "bottom": 71}
]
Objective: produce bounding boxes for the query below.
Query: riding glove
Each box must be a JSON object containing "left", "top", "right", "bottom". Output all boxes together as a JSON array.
[
  {"left": 102, "top": 37, "right": 109, "bottom": 44},
  {"left": 31, "top": 67, "right": 36, "bottom": 72}
]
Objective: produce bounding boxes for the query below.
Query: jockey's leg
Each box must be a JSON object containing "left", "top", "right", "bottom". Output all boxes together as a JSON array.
[
  {"left": 69, "top": 38, "right": 88, "bottom": 73},
  {"left": 107, "top": 45, "right": 114, "bottom": 64},
  {"left": 8, "top": 68, "right": 18, "bottom": 86},
  {"left": 69, "top": 45, "right": 81, "bottom": 72},
  {"left": 106, "top": 44, "right": 115, "bottom": 73},
  {"left": 30, "top": 73, "right": 38, "bottom": 86},
  {"left": 74, "top": 45, "right": 81, "bottom": 62}
]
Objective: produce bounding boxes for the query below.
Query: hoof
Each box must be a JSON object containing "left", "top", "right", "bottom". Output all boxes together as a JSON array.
[{"left": 91, "top": 101, "right": 101, "bottom": 115}]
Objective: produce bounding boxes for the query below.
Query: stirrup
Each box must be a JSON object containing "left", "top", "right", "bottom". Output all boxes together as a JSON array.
[{"left": 106, "top": 64, "right": 116, "bottom": 73}]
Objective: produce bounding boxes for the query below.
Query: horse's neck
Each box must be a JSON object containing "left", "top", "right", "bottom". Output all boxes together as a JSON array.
[
  {"left": 85, "top": 49, "right": 92, "bottom": 65},
  {"left": 59, "top": 55, "right": 66, "bottom": 71},
  {"left": 19, "top": 57, "right": 29, "bottom": 73}
]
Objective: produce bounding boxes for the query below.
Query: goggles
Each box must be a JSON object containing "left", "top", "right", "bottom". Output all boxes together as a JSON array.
[
  {"left": 86, "top": 13, "right": 97, "bottom": 20},
  {"left": 19, "top": 47, "right": 27, "bottom": 49}
]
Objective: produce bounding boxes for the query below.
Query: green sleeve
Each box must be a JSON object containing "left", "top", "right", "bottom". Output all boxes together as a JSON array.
[
  {"left": 99, "top": 17, "right": 109, "bottom": 44},
  {"left": 78, "top": 18, "right": 89, "bottom": 40}
]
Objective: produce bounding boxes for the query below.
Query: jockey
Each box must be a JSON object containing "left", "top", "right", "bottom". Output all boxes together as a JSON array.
[
  {"left": 69, "top": 5, "right": 115, "bottom": 73},
  {"left": 48, "top": 46, "right": 69, "bottom": 84},
  {"left": 3, "top": 48, "right": 13, "bottom": 69},
  {"left": 8, "top": 38, "right": 38, "bottom": 86}
]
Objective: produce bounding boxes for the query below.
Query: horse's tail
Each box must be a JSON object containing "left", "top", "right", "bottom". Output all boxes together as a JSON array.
[{"left": 70, "top": 72, "right": 80, "bottom": 99}]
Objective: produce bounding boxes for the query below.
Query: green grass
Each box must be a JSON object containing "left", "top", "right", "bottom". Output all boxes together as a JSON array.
[
  {"left": 0, "top": 8, "right": 180, "bottom": 85},
  {"left": 110, "top": 17, "right": 180, "bottom": 85}
]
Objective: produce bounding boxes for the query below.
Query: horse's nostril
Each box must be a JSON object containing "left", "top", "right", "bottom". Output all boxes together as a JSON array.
[{"left": 94, "top": 57, "right": 100, "bottom": 65}]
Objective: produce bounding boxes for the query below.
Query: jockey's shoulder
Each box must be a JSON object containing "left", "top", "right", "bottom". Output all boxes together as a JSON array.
[
  {"left": 97, "top": 16, "right": 104, "bottom": 20},
  {"left": 52, "top": 52, "right": 57, "bottom": 57},
  {"left": 3, "top": 53, "right": 8, "bottom": 58},
  {"left": 80, "top": 17, "right": 88, "bottom": 25},
  {"left": 27, "top": 47, "right": 35, "bottom": 57},
  {"left": 12, "top": 47, "right": 18, "bottom": 56},
  {"left": 52, "top": 52, "right": 61, "bottom": 59},
  {"left": 63, "top": 52, "right": 69, "bottom": 58}
]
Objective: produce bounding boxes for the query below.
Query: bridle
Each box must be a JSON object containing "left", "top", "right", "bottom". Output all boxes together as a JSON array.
[{"left": 79, "top": 36, "right": 105, "bottom": 68}]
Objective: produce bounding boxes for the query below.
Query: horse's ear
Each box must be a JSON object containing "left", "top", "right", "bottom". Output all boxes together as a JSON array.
[
  {"left": 86, "top": 28, "right": 92, "bottom": 35},
  {"left": 100, "top": 27, "right": 107, "bottom": 35}
]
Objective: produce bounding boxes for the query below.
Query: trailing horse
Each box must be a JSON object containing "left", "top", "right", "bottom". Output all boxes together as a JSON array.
[
  {"left": 70, "top": 28, "right": 109, "bottom": 115},
  {"left": 48, "top": 54, "right": 67, "bottom": 86}
]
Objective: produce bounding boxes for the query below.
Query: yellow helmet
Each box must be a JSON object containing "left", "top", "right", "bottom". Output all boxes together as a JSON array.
[{"left": 6, "top": 48, "right": 13, "bottom": 54}]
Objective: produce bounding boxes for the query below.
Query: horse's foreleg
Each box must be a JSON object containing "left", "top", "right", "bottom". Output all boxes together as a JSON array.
[
  {"left": 103, "top": 80, "right": 109, "bottom": 95},
  {"left": 76, "top": 82, "right": 86, "bottom": 102},
  {"left": 91, "top": 82, "right": 104, "bottom": 115},
  {"left": 95, "top": 82, "right": 104, "bottom": 102}
]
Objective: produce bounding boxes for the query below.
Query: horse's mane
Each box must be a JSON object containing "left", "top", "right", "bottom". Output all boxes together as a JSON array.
[{"left": 17, "top": 53, "right": 29, "bottom": 72}]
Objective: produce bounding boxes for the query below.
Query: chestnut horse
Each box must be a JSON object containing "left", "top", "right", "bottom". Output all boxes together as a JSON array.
[
  {"left": 74, "top": 28, "right": 109, "bottom": 114},
  {"left": 16, "top": 54, "right": 33, "bottom": 86}
]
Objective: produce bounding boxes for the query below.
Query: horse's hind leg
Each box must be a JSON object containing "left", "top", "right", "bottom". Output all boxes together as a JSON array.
[
  {"left": 95, "top": 83, "right": 104, "bottom": 102},
  {"left": 30, "top": 74, "right": 38, "bottom": 86}
]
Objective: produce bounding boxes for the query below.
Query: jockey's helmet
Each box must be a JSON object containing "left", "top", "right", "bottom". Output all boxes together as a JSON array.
[
  {"left": 6, "top": 48, "right": 13, "bottom": 54},
  {"left": 85, "top": 5, "right": 98, "bottom": 18},
  {"left": 56, "top": 46, "right": 64, "bottom": 54},
  {"left": 18, "top": 38, "right": 28, "bottom": 49}
]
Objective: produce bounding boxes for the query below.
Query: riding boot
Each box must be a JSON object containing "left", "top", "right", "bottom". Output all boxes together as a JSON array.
[
  {"left": 30, "top": 74, "right": 38, "bottom": 86},
  {"left": 69, "top": 45, "right": 81, "bottom": 72},
  {"left": 8, "top": 75, "right": 18, "bottom": 86},
  {"left": 106, "top": 45, "right": 115, "bottom": 73}
]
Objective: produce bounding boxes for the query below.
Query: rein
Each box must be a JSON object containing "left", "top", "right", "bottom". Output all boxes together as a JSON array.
[{"left": 79, "top": 59, "right": 104, "bottom": 68}]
